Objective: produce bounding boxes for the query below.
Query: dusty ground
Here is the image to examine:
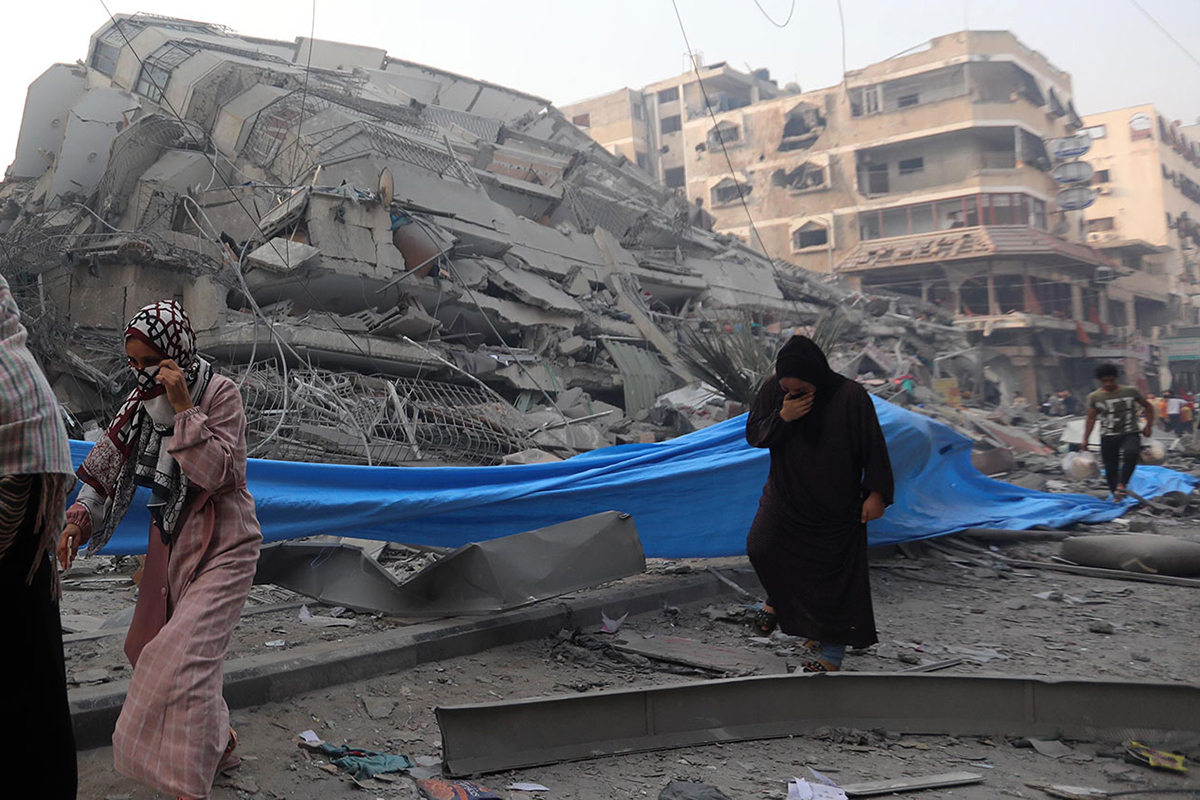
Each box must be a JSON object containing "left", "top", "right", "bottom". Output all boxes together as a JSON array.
[{"left": 71, "top": 522, "right": 1200, "bottom": 800}]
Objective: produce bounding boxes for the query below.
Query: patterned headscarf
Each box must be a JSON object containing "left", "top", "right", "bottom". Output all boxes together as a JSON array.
[
  {"left": 0, "top": 274, "right": 75, "bottom": 592},
  {"left": 77, "top": 301, "right": 212, "bottom": 553}
]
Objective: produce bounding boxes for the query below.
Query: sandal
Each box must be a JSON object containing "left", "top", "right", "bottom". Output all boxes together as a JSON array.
[
  {"left": 217, "top": 726, "right": 240, "bottom": 772},
  {"left": 754, "top": 606, "right": 777, "bottom": 634},
  {"left": 799, "top": 659, "right": 840, "bottom": 673}
]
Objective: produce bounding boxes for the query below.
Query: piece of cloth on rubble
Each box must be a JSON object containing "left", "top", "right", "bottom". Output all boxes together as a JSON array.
[
  {"left": 315, "top": 743, "right": 413, "bottom": 780},
  {"left": 65, "top": 306, "right": 261, "bottom": 799},
  {"left": 659, "top": 780, "right": 734, "bottom": 800},
  {"left": 74, "top": 300, "right": 213, "bottom": 555},
  {"left": 744, "top": 337, "right": 894, "bottom": 648},
  {"left": 417, "top": 777, "right": 502, "bottom": 800},
  {"left": 0, "top": 274, "right": 74, "bottom": 590}
]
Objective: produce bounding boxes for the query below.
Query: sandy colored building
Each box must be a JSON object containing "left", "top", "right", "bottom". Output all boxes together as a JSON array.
[
  {"left": 560, "top": 62, "right": 783, "bottom": 186},
  {"left": 568, "top": 31, "right": 1156, "bottom": 400},
  {"left": 1078, "top": 107, "right": 1200, "bottom": 389}
]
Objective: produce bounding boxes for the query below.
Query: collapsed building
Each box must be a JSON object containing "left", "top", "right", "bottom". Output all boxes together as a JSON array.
[{"left": 0, "top": 12, "right": 972, "bottom": 467}]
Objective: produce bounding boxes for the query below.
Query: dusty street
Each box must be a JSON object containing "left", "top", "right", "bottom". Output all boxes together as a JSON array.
[{"left": 69, "top": 526, "right": 1200, "bottom": 800}]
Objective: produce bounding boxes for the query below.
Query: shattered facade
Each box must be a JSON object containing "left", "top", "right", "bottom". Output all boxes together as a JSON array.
[
  {"left": 1, "top": 12, "right": 969, "bottom": 466},
  {"left": 566, "top": 31, "right": 1177, "bottom": 400}
]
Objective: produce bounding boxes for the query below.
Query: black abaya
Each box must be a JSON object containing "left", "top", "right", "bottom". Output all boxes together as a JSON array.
[{"left": 745, "top": 377, "right": 894, "bottom": 647}]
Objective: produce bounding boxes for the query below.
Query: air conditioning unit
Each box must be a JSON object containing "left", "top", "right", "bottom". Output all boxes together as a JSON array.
[
  {"left": 1094, "top": 266, "right": 1118, "bottom": 284},
  {"left": 1096, "top": 186, "right": 1112, "bottom": 195}
]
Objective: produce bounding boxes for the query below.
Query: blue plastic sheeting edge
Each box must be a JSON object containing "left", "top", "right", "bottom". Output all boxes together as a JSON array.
[{"left": 71, "top": 396, "right": 1197, "bottom": 557}]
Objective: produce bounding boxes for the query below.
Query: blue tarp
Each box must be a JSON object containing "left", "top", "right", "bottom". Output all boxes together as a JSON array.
[{"left": 72, "top": 396, "right": 1197, "bottom": 557}]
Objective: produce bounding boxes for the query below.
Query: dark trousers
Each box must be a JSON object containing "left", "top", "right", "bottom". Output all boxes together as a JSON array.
[
  {"left": 0, "top": 476, "right": 78, "bottom": 799},
  {"left": 1099, "top": 433, "right": 1140, "bottom": 494}
]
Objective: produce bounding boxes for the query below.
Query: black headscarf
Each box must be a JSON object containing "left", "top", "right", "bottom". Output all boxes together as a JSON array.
[{"left": 775, "top": 335, "right": 847, "bottom": 396}]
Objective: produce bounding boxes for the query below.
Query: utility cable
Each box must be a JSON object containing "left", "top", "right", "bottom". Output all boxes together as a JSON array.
[
  {"left": 750, "top": 0, "right": 796, "bottom": 28},
  {"left": 286, "top": 0, "right": 319, "bottom": 183},
  {"left": 1127, "top": 0, "right": 1200, "bottom": 71},
  {"left": 670, "top": 0, "right": 807, "bottom": 317}
]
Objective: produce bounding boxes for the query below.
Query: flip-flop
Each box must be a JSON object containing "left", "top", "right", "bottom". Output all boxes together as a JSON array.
[{"left": 753, "top": 607, "right": 777, "bottom": 634}]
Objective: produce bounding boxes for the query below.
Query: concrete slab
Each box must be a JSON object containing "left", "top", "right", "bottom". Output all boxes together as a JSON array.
[
  {"left": 490, "top": 255, "right": 584, "bottom": 315},
  {"left": 247, "top": 239, "right": 322, "bottom": 273},
  {"left": 69, "top": 570, "right": 747, "bottom": 750}
]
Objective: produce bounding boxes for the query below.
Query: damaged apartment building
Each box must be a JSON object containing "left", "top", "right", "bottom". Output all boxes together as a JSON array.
[
  {"left": 565, "top": 31, "right": 1186, "bottom": 401},
  {"left": 0, "top": 13, "right": 969, "bottom": 468}
]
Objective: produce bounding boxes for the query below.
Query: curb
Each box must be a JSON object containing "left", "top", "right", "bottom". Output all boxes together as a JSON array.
[{"left": 70, "top": 567, "right": 751, "bottom": 750}]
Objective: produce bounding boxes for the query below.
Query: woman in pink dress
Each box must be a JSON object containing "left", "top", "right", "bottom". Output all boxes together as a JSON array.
[{"left": 59, "top": 300, "right": 261, "bottom": 800}]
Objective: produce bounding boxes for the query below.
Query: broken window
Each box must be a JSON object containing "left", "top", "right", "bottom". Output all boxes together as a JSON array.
[
  {"left": 1017, "top": 129, "right": 1052, "bottom": 172},
  {"left": 897, "top": 93, "right": 920, "bottom": 108},
  {"left": 909, "top": 203, "right": 935, "bottom": 235},
  {"left": 711, "top": 177, "right": 750, "bottom": 205},
  {"left": 859, "top": 213, "right": 881, "bottom": 241},
  {"left": 664, "top": 166, "right": 686, "bottom": 188},
  {"left": 1088, "top": 217, "right": 1116, "bottom": 233},
  {"left": 792, "top": 222, "right": 828, "bottom": 250},
  {"left": 658, "top": 87, "right": 679, "bottom": 103},
  {"left": 1130, "top": 113, "right": 1153, "bottom": 141},
  {"left": 771, "top": 162, "right": 826, "bottom": 192},
  {"left": 661, "top": 115, "right": 682, "bottom": 134},
  {"left": 1095, "top": 169, "right": 1111, "bottom": 183},
  {"left": 1066, "top": 101, "right": 1083, "bottom": 129},
  {"left": 992, "top": 194, "right": 1015, "bottom": 225},
  {"left": 849, "top": 85, "right": 881, "bottom": 117},
  {"left": 91, "top": 40, "right": 121, "bottom": 77},
  {"left": 860, "top": 162, "right": 889, "bottom": 195},
  {"left": 707, "top": 121, "right": 740, "bottom": 148},
  {"left": 572, "top": 113, "right": 591, "bottom": 127},
  {"left": 1047, "top": 89, "right": 1066, "bottom": 118},
  {"left": 898, "top": 157, "right": 924, "bottom": 175},
  {"left": 779, "top": 103, "right": 825, "bottom": 152},
  {"left": 134, "top": 42, "right": 197, "bottom": 102},
  {"left": 1012, "top": 65, "right": 1046, "bottom": 106}
]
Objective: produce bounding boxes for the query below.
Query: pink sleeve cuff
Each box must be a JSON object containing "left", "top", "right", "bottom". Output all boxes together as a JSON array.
[{"left": 65, "top": 502, "right": 93, "bottom": 546}]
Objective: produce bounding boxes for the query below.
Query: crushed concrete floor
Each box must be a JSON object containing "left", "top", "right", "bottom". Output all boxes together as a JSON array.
[{"left": 70, "top": 529, "right": 1200, "bottom": 800}]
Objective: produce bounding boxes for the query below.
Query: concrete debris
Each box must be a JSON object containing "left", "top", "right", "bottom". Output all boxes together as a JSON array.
[
  {"left": 254, "top": 511, "right": 646, "bottom": 616},
  {"left": 0, "top": 13, "right": 999, "bottom": 468}
]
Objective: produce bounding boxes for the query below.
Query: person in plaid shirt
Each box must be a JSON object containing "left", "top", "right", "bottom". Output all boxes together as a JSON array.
[{"left": 0, "top": 274, "right": 78, "bottom": 798}]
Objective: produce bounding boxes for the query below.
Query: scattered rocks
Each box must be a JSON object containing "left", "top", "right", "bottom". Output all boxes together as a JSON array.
[{"left": 1087, "top": 620, "right": 1115, "bottom": 635}]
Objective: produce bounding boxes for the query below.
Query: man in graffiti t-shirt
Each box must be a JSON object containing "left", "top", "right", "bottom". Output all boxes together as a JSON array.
[{"left": 1083, "top": 364, "right": 1155, "bottom": 501}]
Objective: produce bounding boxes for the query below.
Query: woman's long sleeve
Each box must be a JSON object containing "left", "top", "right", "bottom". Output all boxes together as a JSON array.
[
  {"left": 857, "top": 391, "right": 895, "bottom": 505},
  {"left": 168, "top": 379, "right": 243, "bottom": 493},
  {"left": 65, "top": 483, "right": 106, "bottom": 546},
  {"left": 745, "top": 378, "right": 791, "bottom": 449}
]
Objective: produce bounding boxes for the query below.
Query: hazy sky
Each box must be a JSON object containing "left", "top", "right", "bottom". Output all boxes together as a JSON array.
[{"left": 2, "top": 0, "right": 1199, "bottom": 169}]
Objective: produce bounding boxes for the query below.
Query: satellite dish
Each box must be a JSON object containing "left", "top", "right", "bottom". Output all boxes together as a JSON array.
[{"left": 378, "top": 167, "right": 394, "bottom": 206}]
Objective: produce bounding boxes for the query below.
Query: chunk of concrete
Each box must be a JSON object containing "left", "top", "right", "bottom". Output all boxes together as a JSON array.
[
  {"left": 501, "top": 449, "right": 563, "bottom": 466},
  {"left": 247, "top": 239, "right": 321, "bottom": 273},
  {"left": 558, "top": 335, "right": 588, "bottom": 357}
]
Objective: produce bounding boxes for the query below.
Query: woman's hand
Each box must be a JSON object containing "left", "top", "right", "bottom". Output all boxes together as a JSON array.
[
  {"left": 779, "top": 391, "right": 814, "bottom": 422},
  {"left": 58, "top": 523, "right": 82, "bottom": 570},
  {"left": 861, "top": 491, "right": 886, "bottom": 524},
  {"left": 157, "top": 359, "right": 194, "bottom": 414}
]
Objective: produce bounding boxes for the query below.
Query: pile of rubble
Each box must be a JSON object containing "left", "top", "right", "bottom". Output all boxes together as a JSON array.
[{"left": 1, "top": 14, "right": 974, "bottom": 466}]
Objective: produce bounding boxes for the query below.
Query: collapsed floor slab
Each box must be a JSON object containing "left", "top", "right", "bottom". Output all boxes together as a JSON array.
[
  {"left": 436, "top": 673, "right": 1200, "bottom": 776},
  {"left": 253, "top": 511, "right": 646, "bottom": 616}
]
